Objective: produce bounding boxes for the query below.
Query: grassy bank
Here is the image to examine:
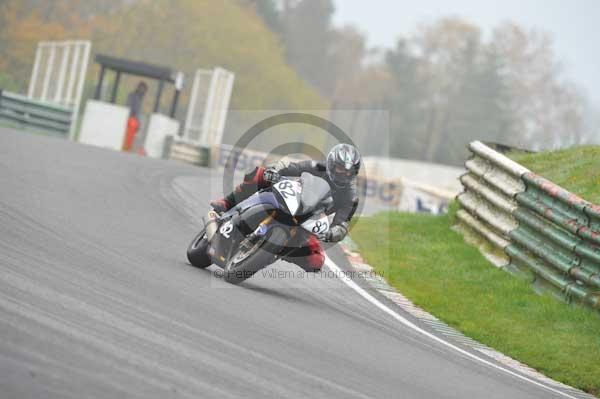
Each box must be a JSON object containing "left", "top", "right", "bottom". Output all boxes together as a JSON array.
[
  {"left": 351, "top": 146, "right": 600, "bottom": 395},
  {"left": 511, "top": 145, "right": 600, "bottom": 203}
]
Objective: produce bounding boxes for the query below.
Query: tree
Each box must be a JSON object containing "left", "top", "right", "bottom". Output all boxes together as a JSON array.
[
  {"left": 0, "top": 1, "right": 69, "bottom": 91},
  {"left": 383, "top": 18, "right": 516, "bottom": 164},
  {"left": 85, "top": 0, "right": 325, "bottom": 111},
  {"left": 280, "top": 0, "right": 336, "bottom": 95},
  {"left": 0, "top": 0, "right": 325, "bottom": 112},
  {"left": 416, "top": 19, "right": 485, "bottom": 163},
  {"left": 241, "top": 0, "right": 284, "bottom": 36},
  {"left": 384, "top": 39, "right": 430, "bottom": 160},
  {"left": 327, "top": 25, "right": 369, "bottom": 100},
  {"left": 491, "top": 23, "right": 585, "bottom": 150},
  {"left": 242, "top": 0, "right": 375, "bottom": 104},
  {"left": 381, "top": 17, "right": 586, "bottom": 165}
]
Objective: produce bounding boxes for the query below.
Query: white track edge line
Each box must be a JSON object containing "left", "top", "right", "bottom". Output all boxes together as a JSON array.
[{"left": 324, "top": 256, "right": 579, "bottom": 399}]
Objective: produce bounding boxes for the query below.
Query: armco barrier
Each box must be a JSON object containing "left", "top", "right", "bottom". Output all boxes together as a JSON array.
[
  {"left": 0, "top": 90, "right": 73, "bottom": 135},
  {"left": 164, "top": 137, "right": 210, "bottom": 166},
  {"left": 457, "top": 141, "right": 600, "bottom": 311}
]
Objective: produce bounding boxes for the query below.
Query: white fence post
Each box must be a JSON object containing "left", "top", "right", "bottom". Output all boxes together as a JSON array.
[
  {"left": 27, "top": 43, "right": 43, "bottom": 99},
  {"left": 26, "top": 40, "right": 92, "bottom": 139},
  {"left": 182, "top": 67, "right": 235, "bottom": 148},
  {"left": 182, "top": 69, "right": 203, "bottom": 142},
  {"left": 40, "top": 44, "right": 55, "bottom": 101},
  {"left": 69, "top": 41, "right": 91, "bottom": 140},
  {"left": 54, "top": 42, "right": 70, "bottom": 104},
  {"left": 65, "top": 43, "right": 81, "bottom": 105}
]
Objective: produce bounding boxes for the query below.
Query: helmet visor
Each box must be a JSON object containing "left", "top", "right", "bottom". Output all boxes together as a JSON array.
[{"left": 332, "top": 165, "right": 355, "bottom": 185}]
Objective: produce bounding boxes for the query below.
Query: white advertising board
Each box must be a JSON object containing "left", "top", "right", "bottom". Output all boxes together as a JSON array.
[{"left": 78, "top": 100, "right": 129, "bottom": 150}]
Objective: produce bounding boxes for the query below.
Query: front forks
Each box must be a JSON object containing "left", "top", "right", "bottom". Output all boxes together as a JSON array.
[{"left": 204, "top": 209, "right": 220, "bottom": 242}]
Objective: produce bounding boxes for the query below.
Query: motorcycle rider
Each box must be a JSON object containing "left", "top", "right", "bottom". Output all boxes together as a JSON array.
[{"left": 210, "top": 143, "right": 361, "bottom": 272}]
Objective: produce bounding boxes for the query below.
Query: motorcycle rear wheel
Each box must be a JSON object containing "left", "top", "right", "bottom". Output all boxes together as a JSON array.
[{"left": 224, "top": 227, "right": 288, "bottom": 285}]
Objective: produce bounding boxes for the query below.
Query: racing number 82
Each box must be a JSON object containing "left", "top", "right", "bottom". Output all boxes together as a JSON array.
[
  {"left": 312, "top": 220, "right": 328, "bottom": 234},
  {"left": 277, "top": 181, "right": 296, "bottom": 199}
]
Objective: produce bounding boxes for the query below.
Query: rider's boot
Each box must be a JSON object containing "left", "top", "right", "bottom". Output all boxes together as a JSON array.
[{"left": 209, "top": 197, "right": 232, "bottom": 213}]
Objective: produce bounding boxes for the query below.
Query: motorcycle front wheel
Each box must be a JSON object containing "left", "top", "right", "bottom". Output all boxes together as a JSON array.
[
  {"left": 224, "top": 227, "right": 288, "bottom": 285},
  {"left": 187, "top": 229, "right": 212, "bottom": 268}
]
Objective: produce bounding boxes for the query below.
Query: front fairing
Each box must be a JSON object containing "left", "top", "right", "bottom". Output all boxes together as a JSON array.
[
  {"left": 272, "top": 179, "right": 303, "bottom": 215},
  {"left": 208, "top": 215, "right": 245, "bottom": 267},
  {"left": 272, "top": 173, "right": 331, "bottom": 217},
  {"left": 209, "top": 191, "right": 281, "bottom": 267},
  {"left": 222, "top": 191, "right": 280, "bottom": 218},
  {"left": 300, "top": 212, "right": 330, "bottom": 239},
  {"left": 297, "top": 173, "right": 331, "bottom": 216}
]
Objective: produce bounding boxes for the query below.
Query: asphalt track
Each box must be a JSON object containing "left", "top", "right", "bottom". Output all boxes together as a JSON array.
[{"left": 0, "top": 127, "right": 577, "bottom": 398}]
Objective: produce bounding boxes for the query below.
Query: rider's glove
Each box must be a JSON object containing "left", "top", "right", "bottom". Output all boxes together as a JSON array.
[
  {"left": 324, "top": 223, "right": 348, "bottom": 242},
  {"left": 263, "top": 168, "right": 281, "bottom": 183}
]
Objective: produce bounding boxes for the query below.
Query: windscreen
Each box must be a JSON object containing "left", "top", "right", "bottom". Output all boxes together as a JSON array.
[{"left": 299, "top": 172, "right": 331, "bottom": 215}]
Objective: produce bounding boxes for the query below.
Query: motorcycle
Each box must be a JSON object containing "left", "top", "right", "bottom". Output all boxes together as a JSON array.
[{"left": 187, "top": 172, "right": 333, "bottom": 284}]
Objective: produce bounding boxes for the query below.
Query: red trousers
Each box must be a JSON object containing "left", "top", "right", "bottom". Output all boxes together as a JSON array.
[
  {"left": 123, "top": 116, "right": 139, "bottom": 152},
  {"left": 285, "top": 233, "right": 325, "bottom": 272}
]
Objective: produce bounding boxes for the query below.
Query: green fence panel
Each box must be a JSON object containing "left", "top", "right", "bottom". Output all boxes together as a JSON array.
[
  {"left": 512, "top": 208, "right": 579, "bottom": 252},
  {"left": 506, "top": 244, "right": 573, "bottom": 291},
  {"left": 0, "top": 90, "right": 73, "bottom": 135},
  {"left": 574, "top": 243, "right": 600, "bottom": 268},
  {"left": 585, "top": 204, "right": 600, "bottom": 231},
  {"left": 515, "top": 192, "right": 582, "bottom": 235},
  {"left": 1, "top": 100, "right": 72, "bottom": 124},
  {"left": 458, "top": 141, "right": 600, "bottom": 312},
  {"left": 509, "top": 227, "right": 577, "bottom": 275},
  {"left": 523, "top": 172, "right": 590, "bottom": 213},
  {"left": 577, "top": 254, "right": 600, "bottom": 275},
  {"left": 576, "top": 224, "right": 600, "bottom": 247}
]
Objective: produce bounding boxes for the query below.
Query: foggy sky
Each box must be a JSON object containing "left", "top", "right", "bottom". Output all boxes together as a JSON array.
[{"left": 333, "top": 0, "right": 600, "bottom": 105}]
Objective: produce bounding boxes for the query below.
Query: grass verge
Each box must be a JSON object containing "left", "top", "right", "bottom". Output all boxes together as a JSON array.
[
  {"left": 351, "top": 145, "right": 600, "bottom": 395},
  {"left": 510, "top": 145, "right": 600, "bottom": 203}
]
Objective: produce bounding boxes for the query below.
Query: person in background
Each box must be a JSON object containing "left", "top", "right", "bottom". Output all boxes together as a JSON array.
[{"left": 123, "top": 82, "right": 148, "bottom": 152}]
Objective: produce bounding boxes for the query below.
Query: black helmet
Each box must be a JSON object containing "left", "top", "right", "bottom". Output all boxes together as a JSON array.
[{"left": 326, "top": 143, "right": 361, "bottom": 187}]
